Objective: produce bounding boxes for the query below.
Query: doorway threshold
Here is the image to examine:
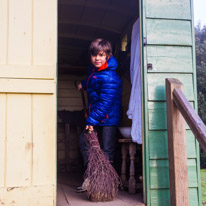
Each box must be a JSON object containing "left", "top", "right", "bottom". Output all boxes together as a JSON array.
[{"left": 57, "top": 173, "right": 145, "bottom": 206}]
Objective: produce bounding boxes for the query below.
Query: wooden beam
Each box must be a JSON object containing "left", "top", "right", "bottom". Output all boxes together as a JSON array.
[
  {"left": 59, "top": 33, "right": 95, "bottom": 41},
  {"left": 166, "top": 78, "right": 189, "bottom": 206},
  {"left": 58, "top": 0, "right": 137, "bottom": 16},
  {"left": 173, "top": 88, "right": 206, "bottom": 152},
  {"left": 59, "top": 33, "right": 117, "bottom": 42},
  {"left": 59, "top": 21, "right": 121, "bottom": 34}
]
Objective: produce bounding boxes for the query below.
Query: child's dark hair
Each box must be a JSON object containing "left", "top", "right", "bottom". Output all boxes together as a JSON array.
[{"left": 89, "top": 39, "right": 112, "bottom": 58}]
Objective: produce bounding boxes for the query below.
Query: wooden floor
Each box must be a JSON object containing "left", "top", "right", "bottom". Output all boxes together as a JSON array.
[{"left": 57, "top": 173, "right": 145, "bottom": 206}]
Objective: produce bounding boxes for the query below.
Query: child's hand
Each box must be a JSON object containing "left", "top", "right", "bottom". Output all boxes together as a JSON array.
[
  {"left": 86, "top": 125, "right": 94, "bottom": 133},
  {"left": 77, "top": 83, "right": 82, "bottom": 91}
]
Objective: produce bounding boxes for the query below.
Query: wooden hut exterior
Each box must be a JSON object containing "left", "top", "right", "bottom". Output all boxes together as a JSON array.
[
  {"left": 141, "top": 0, "right": 201, "bottom": 205},
  {"left": 0, "top": 0, "right": 201, "bottom": 205}
]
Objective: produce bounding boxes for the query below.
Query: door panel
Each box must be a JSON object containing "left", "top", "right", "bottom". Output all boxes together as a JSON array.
[{"left": 0, "top": 0, "right": 57, "bottom": 205}]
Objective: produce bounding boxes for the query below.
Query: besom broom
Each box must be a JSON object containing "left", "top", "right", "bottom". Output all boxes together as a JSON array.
[{"left": 82, "top": 131, "right": 121, "bottom": 201}]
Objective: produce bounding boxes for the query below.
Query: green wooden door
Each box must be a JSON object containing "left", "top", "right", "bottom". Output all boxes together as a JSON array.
[{"left": 140, "top": 0, "right": 202, "bottom": 205}]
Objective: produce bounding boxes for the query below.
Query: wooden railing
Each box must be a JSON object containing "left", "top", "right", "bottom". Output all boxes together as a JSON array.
[{"left": 166, "top": 78, "right": 206, "bottom": 206}]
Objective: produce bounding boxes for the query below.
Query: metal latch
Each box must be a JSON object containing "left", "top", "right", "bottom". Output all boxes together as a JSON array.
[
  {"left": 143, "top": 37, "right": 147, "bottom": 46},
  {"left": 147, "top": 63, "right": 153, "bottom": 70}
]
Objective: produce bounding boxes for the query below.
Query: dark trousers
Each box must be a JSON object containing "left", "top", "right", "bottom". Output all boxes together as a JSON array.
[{"left": 79, "top": 126, "right": 117, "bottom": 167}]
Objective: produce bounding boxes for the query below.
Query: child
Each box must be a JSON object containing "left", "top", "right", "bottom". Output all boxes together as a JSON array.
[{"left": 77, "top": 38, "right": 122, "bottom": 175}]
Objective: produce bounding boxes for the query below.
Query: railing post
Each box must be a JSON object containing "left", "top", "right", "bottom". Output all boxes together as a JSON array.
[{"left": 166, "top": 78, "right": 189, "bottom": 206}]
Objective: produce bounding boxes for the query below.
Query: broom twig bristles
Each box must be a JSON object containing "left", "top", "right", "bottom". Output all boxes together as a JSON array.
[{"left": 82, "top": 131, "right": 121, "bottom": 202}]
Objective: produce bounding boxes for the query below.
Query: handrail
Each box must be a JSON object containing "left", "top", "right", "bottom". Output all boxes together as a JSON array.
[
  {"left": 173, "top": 88, "right": 206, "bottom": 152},
  {"left": 166, "top": 78, "right": 189, "bottom": 206},
  {"left": 166, "top": 78, "right": 206, "bottom": 206}
]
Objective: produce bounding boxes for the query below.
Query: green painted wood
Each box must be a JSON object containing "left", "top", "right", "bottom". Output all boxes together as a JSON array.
[
  {"left": 146, "top": 0, "right": 191, "bottom": 19},
  {"left": 189, "top": 188, "right": 199, "bottom": 206},
  {"left": 146, "top": 19, "right": 192, "bottom": 45},
  {"left": 190, "top": 0, "right": 202, "bottom": 204},
  {"left": 147, "top": 46, "right": 193, "bottom": 73},
  {"left": 148, "top": 130, "right": 196, "bottom": 159},
  {"left": 150, "top": 189, "right": 170, "bottom": 206},
  {"left": 150, "top": 159, "right": 198, "bottom": 189},
  {"left": 148, "top": 102, "right": 194, "bottom": 130},
  {"left": 188, "top": 159, "right": 198, "bottom": 187},
  {"left": 150, "top": 160, "right": 170, "bottom": 189},
  {"left": 186, "top": 130, "right": 197, "bottom": 158},
  {"left": 150, "top": 188, "right": 198, "bottom": 206},
  {"left": 149, "top": 131, "right": 168, "bottom": 159},
  {"left": 148, "top": 102, "right": 167, "bottom": 130},
  {"left": 141, "top": 0, "right": 201, "bottom": 204},
  {"left": 148, "top": 73, "right": 194, "bottom": 101}
]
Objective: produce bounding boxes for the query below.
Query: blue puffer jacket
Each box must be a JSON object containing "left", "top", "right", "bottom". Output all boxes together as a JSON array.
[{"left": 81, "top": 56, "right": 122, "bottom": 126}]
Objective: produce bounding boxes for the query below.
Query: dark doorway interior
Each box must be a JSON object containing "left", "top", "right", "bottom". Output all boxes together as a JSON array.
[{"left": 57, "top": 0, "right": 143, "bottom": 205}]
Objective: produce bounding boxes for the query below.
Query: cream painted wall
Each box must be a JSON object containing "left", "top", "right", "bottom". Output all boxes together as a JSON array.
[{"left": 0, "top": 0, "right": 57, "bottom": 205}]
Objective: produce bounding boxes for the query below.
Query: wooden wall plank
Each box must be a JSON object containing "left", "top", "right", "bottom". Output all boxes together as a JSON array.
[
  {"left": 33, "top": 0, "right": 57, "bottom": 65},
  {"left": 148, "top": 102, "right": 193, "bottom": 130},
  {"left": 33, "top": 95, "right": 56, "bottom": 185},
  {"left": 186, "top": 131, "right": 197, "bottom": 158},
  {"left": 58, "top": 105, "right": 83, "bottom": 111},
  {"left": 58, "top": 88, "right": 82, "bottom": 98},
  {"left": 146, "top": 0, "right": 191, "bottom": 19},
  {"left": 0, "top": 65, "right": 55, "bottom": 79},
  {"left": 0, "top": 0, "right": 7, "bottom": 64},
  {"left": 146, "top": 19, "right": 192, "bottom": 45},
  {"left": 147, "top": 46, "right": 193, "bottom": 73},
  {"left": 150, "top": 159, "right": 198, "bottom": 189},
  {"left": 58, "top": 97, "right": 83, "bottom": 107},
  {"left": 188, "top": 159, "right": 198, "bottom": 187},
  {"left": 149, "top": 130, "right": 197, "bottom": 159},
  {"left": 148, "top": 73, "right": 194, "bottom": 101},
  {"left": 0, "top": 79, "right": 55, "bottom": 94},
  {"left": 150, "top": 188, "right": 199, "bottom": 206},
  {"left": 148, "top": 102, "right": 167, "bottom": 130},
  {"left": 189, "top": 188, "right": 199, "bottom": 206},
  {"left": 0, "top": 94, "right": 6, "bottom": 187},
  {"left": 150, "top": 189, "right": 170, "bottom": 206},
  {"left": 0, "top": 185, "right": 54, "bottom": 206},
  {"left": 8, "top": 0, "right": 32, "bottom": 64},
  {"left": 150, "top": 160, "right": 170, "bottom": 189},
  {"left": 6, "top": 94, "right": 31, "bottom": 187},
  {"left": 149, "top": 131, "right": 168, "bottom": 159}
]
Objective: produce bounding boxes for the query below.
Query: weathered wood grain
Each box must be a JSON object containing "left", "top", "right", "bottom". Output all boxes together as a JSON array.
[
  {"left": 0, "top": 79, "right": 55, "bottom": 94},
  {"left": 174, "top": 88, "right": 206, "bottom": 152},
  {"left": 0, "top": 0, "right": 7, "bottom": 64},
  {"left": 146, "top": 19, "right": 192, "bottom": 45},
  {"left": 150, "top": 159, "right": 198, "bottom": 189},
  {"left": 150, "top": 189, "right": 170, "bottom": 206},
  {"left": 150, "top": 188, "right": 199, "bottom": 206},
  {"left": 149, "top": 130, "right": 197, "bottom": 159},
  {"left": 146, "top": 46, "right": 193, "bottom": 73},
  {"left": 8, "top": 0, "right": 32, "bottom": 64},
  {"left": 6, "top": 94, "right": 32, "bottom": 187},
  {"left": 166, "top": 78, "right": 189, "bottom": 206},
  {"left": 150, "top": 160, "right": 169, "bottom": 189},
  {"left": 0, "top": 185, "right": 54, "bottom": 206},
  {"left": 148, "top": 102, "right": 193, "bottom": 130},
  {"left": 148, "top": 73, "right": 194, "bottom": 101},
  {"left": 0, "top": 94, "right": 6, "bottom": 187},
  {"left": 33, "top": 0, "right": 57, "bottom": 65},
  {"left": 33, "top": 95, "right": 56, "bottom": 185},
  {"left": 146, "top": 0, "right": 191, "bottom": 19},
  {"left": 0, "top": 65, "right": 55, "bottom": 79}
]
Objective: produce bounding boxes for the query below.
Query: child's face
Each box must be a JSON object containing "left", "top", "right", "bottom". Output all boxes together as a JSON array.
[{"left": 91, "top": 51, "right": 107, "bottom": 68}]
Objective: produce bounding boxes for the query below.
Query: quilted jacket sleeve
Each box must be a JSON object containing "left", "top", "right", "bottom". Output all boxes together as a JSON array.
[{"left": 86, "top": 75, "right": 121, "bottom": 125}]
